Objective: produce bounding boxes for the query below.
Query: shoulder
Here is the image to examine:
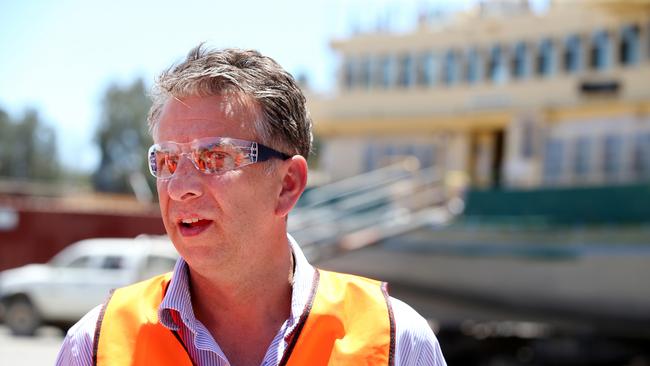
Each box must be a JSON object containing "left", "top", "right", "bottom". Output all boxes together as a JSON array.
[
  {"left": 114, "top": 272, "right": 172, "bottom": 299},
  {"left": 389, "top": 296, "right": 447, "bottom": 366},
  {"left": 54, "top": 304, "right": 102, "bottom": 366},
  {"left": 54, "top": 272, "right": 176, "bottom": 365}
]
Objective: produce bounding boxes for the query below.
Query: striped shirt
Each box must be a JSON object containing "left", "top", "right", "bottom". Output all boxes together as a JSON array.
[{"left": 55, "top": 235, "right": 446, "bottom": 365}]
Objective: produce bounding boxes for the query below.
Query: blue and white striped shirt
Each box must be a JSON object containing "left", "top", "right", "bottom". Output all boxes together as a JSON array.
[{"left": 56, "top": 235, "right": 446, "bottom": 365}]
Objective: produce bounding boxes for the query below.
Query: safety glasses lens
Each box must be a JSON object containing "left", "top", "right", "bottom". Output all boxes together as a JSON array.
[
  {"left": 194, "top": 146, "right": 237, "bottom": 172},
  {"left": 149, "top": 140, "right": 253, "bottom": 178},
  {"left": 149, "top": 148, "right": 179, "bottom": 179}
]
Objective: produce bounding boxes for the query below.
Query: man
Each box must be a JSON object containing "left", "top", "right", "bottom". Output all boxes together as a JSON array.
[{"left": 56, "top": 45, "right": 446, "bottom": 365}]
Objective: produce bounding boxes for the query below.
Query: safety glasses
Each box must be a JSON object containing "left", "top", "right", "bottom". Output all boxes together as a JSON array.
[{"left": 148, "top": 136, "right": 291, "bottom": 179}]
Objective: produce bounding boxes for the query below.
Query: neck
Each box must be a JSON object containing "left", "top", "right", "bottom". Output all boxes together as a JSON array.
[{"left": 187, "top": 233, "right": 294, "bottom": 331}]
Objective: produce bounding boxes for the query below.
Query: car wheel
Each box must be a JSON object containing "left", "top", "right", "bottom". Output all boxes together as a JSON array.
[{"left": 5, "top": 297, "right": 41, "bottom": 336}]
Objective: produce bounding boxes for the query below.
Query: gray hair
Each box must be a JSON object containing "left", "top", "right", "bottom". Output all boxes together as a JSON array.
[{"left": 148, "top": 44, "right": 312, "bottom": 158}]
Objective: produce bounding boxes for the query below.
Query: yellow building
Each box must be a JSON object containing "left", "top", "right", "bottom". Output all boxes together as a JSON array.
[{"left": 309, "top": 0, "right": 650, "bottom": 195}]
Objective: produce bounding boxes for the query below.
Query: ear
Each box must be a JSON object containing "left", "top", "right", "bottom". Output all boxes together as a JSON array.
[{"left": 275, "top": 155, "right": 308, "bottom": 217}]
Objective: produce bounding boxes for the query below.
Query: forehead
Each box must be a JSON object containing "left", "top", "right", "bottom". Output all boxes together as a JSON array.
[{"left": 155, "top": 94, "right": 260, "bottom": 143}]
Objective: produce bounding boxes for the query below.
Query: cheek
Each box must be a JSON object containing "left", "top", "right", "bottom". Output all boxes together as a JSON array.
[
  {"left": 245, "top": 177, "right": 280, "bottom": 213},
  {"left": 156, "top": 182, "right": 169, "bottom": 206},
  {"left": 202, "top": 174, "right": 241, "bottom": 211},
  {"left": 156, "top": 182, "right": 174, "bottom": 230},
  {"left": 204, "top": 169, "right": 246, "bottom": 191},
  {"left": 206, "top": 173, "right": 272, "bottom": 212}
]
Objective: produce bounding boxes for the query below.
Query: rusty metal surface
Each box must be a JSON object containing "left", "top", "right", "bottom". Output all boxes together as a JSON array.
[{"left": 0, "top": 195, "right": 165, "bottom": 271}]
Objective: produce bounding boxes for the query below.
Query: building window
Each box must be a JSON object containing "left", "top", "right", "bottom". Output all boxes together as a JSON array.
[
  {"left": 443, "top": 49, "right": 460, "bottom": 86},
  {"left": 536, "top": 38, "right": 555, "bottom": 77},
  {"left": 416, "top": 52, "right": 431, "bottom": 87},
  {"left": 520, "top": 119, "right": 535, "bottom": 158},
  {"left": 364, "top": 144, "right": 378, "bottom": 172},
  {"left": 543, "top": 138, "right": 564, "bottom": 183},
  {"left": 405, "top": 145, "right": 416, "bottom": 158},
  {"left": 563, "top": 35, "right": 582, "bottom": 73},
  {"left": 397, "top": 53, "right": 414, "bottom": 88},
  {"left": 343, "top": 58, "right": 356, "bottom": 90},
  {"left": 489, "top": 44, "right": 508, "bottom": 83},
  {"left": 416, "top": 52, "right": 439, "bottom": 87},
  {"left": 376, "top": 55, "right": 393, "bottom": 88},
  {"left": 416, "top": 145, "right": 435, "bottom": 169},
  {"left": 632, "top": 133, "right": 650, "bottom": 180},
  {"left": 381, "top": 144, "right": 413, "bottom": 165},
  {"left": 603, "top": 135, "right": 623, "bottom": 181},
  {"left": 590, "top": 30, "right": 611, "bottom": 70},
  {"left": 512, "top": 42, "right": 529, "bottom": 79},
  {"left": 620, "top": 24, "right": 640, "bottom": 66},
  {"left": 359, "top": 56, "right": 372, "bottom": 89},
  {"left": 573, "top": 137, "right": 591, "bottom": 179},
  {"left": 647, "top": 21, "right": 650, "bottom": 59},
  {"left": 465, "top": 48, "right": 483, "bottom": 84}
]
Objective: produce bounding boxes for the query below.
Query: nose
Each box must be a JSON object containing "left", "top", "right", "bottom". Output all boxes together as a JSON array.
[{"left": 165, "top": 154, "right": 203, "bottom": 201}]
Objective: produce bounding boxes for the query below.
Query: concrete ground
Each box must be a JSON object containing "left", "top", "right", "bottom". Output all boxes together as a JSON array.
[{"left": 0, "top": 325, "right": 64, "bottom": 365}]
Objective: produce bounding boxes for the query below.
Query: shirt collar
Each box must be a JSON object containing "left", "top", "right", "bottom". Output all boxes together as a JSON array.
[
  {"left": 287, "top": 233, "right": 316, "bottom": 324},
  {"left": 158, "top": 259, "right": 195, "bottom": 332},
  {"left": 158, "top": 233, "right": 316, "bottom": 331}
]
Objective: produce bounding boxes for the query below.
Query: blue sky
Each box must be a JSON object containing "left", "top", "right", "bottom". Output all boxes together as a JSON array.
[{"left": 0, "top": 0, "right": 545, "bottom": 173}]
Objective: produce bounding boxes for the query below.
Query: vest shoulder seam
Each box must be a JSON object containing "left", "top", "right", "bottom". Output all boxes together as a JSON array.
[
  {"left": 278, "top": 268, "right": 320, "bottom": 366},
  {"left": 92, "top": 289, "right": 115, "bottom": 366},
  {"left": 381, "top": 282, "right": 396, "bottom": 366}
]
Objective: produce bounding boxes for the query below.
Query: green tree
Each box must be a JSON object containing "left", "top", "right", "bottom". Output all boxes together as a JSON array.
[
  {"left": 92, "top": 79, "right": 154, "bottom": 197},
  {"left": 0, "top": 108, "right": 11, "bottom": 176},
  {"left": 0, "top": 106, "right": 59, "bottom": 181}
]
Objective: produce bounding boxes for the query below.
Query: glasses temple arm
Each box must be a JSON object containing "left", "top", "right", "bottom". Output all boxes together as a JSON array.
[{"left": 256, "top": 144, "right": 292, "bottom": 162}]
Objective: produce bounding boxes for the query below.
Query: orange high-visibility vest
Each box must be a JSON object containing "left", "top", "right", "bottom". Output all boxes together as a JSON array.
[{"left": 94, "top": 269, "right": 395, "bottom": 366}]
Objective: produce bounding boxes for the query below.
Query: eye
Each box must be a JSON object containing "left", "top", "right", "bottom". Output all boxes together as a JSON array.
[
  {"left": 197, "top": 148, "right": 235, "bottom": 172},
  {"left": 160, "top": 152, "right": 178, "bottom": 174}
]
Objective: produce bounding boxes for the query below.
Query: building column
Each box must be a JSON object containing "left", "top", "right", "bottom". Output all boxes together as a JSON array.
[
  {"left": 474, "top": 132, "right": 495, "bottom": 188},
  {"left": 444, "top": 132, "right": 469, "bottom": 180}
]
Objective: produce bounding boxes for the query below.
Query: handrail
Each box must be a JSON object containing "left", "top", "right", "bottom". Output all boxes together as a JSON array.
[
  {"left": 289, "top": 161, "right": 460, "bottom": 261},
  {"left": 299, "top": 158, "right": 420, "bottom": 208},
  {"left": 289, "top": 165, "right": 443, "bottom": 233}
]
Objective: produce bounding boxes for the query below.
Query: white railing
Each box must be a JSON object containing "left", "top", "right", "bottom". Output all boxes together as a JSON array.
[{"left": 289, "top": 160, "right": 462, "bottom": 262}]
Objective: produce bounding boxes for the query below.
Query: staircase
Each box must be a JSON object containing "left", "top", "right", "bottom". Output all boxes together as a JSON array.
[{"left": 289, "top": 158, "right": 460, "bottom": 262}]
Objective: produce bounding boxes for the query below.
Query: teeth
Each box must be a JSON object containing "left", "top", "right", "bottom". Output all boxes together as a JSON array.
[{"left": 181, "top": 218, "right": 201, "bottom": 224}]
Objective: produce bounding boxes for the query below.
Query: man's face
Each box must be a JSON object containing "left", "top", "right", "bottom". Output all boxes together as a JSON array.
[{"left": 154, "top": 94, "right": 283, "bottom": 275}]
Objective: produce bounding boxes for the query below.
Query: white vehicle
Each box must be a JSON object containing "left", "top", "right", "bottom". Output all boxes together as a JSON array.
[{"left": 0, "top": 235, "right": 178, "bottom": 336}]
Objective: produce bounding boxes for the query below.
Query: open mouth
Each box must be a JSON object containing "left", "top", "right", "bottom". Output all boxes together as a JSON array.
[
  {"left": 180, "top": 218, "right": 209, "bottom": 227},
  {"left": 178, "top": 218, "right": 213, "bottom": 236}
]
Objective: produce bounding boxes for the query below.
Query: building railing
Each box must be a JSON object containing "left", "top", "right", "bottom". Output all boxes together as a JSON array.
[{"left": 289, "top": 160, "right": 460, "bottom": 262}]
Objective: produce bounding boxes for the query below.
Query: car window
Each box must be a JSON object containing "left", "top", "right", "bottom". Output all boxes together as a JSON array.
[
  {"left": 101, "top": 255, "right": 124, "bottom": 270},
  {"left": 66, "top": 255, "right": 92, "bottom": 268},
  {"left": 141, "top": 255, "right": 177, "bottom": 279}
]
